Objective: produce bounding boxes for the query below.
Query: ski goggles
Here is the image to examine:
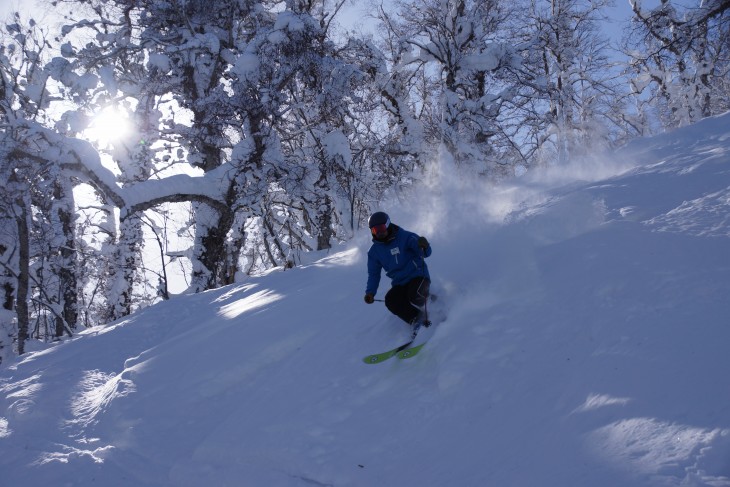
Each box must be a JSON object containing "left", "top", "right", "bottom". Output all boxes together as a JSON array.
[{"left": 370, "top": 222, "right": 389, "bottom": 237}]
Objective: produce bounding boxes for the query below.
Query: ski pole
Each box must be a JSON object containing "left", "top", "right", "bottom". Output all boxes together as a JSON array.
[{"left": 420, "top": 249, "right": 429, "bottom": 324}]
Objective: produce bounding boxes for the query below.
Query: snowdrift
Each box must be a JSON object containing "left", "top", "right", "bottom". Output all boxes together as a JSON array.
[{"left": 2, "top": 114, "right": 730, "bottom": 486}]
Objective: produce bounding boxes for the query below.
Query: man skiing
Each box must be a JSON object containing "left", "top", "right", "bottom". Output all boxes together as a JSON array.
[{"left": 364, "top": 211, "right": 432, "bottom": 329}]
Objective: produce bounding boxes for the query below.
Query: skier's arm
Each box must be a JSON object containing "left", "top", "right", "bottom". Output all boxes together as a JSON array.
[
  {"left": 409, "top": 233, "right": 432, "bottom": 258},
  {"left": 418, "top": 236, "right": 432, "bottom": 257},
  {"left": 365, "top": 253, "right": 382, "bottom": 296}
]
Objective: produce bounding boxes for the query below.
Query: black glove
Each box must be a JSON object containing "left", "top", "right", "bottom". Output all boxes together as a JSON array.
[
  {"left": 364, "top": 293, "right": 375, "bottom": 304},
  {"left": 417, "top": 236, "right": 429, "bottom": 250}
]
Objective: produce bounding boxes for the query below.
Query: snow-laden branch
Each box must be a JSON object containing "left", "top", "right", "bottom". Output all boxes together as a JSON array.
[
  {"left": 56, "top": 138, "right": 126, "bottom": 208},
  {"left": 9, "top": 121, "right": 231, "bottom": 218},
  {"left": 123, "top": 171, "right": 230, "bottom": 217}
]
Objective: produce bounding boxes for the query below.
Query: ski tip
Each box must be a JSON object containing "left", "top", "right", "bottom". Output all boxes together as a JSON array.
[{"left": 362, "top": 351, "right": 395, "bottom": 364}]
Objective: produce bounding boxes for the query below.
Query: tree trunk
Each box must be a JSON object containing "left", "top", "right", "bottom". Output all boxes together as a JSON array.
[
  {"left": 191, "top": 203, "right": 236, "bottom": 291},
  {"left": 53, "top": 178, "right": 77, "bottom": 336},
  {"left": 110, "top": 213, "right": 144, "bottom": 320},
  {"left": 2, "top": 282, "right": 12, "bottom": 311},
  {"left": 316, "top": 195, "right": 333, "bottom": 251},
  {"left": 15, "top": 202, "right": 30, "bottom": 355}
]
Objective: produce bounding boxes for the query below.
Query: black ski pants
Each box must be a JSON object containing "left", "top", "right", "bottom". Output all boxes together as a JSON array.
[{"left": 385, "top": 277, "right": 430, "bottom": 325}]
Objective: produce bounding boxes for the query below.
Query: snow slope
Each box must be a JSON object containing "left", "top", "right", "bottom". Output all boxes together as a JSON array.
[{"left": 2, "top": 114, "right": 730, "bottom": 486}]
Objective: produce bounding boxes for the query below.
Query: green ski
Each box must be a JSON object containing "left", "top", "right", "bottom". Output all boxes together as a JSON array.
[
  {"left": 363, "top": 320, "right": 436, "bottom": 364},
  {"left": 363, "top": 340, "right": 414, "bottom": 364},
  {"left": 396, "top": 341, "right": 428, "bottom": 359}
]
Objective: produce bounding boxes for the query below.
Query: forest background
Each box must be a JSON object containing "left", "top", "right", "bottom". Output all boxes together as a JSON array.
[{"left": 0, "top": 0, "right": 728, "bottom": 361}]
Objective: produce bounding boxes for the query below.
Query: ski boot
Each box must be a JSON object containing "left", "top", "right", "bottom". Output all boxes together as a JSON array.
[{"left": 410, "top": 318, "right": 432, "bottom": 338}]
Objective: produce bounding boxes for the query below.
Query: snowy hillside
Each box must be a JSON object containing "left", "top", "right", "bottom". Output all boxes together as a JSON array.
[{"left": 1, "top": 114, "right": 730, "bottom": 486}]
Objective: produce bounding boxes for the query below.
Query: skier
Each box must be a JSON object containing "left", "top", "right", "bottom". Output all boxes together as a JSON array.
[{"left": 364, "top": 211, "right": 432, "bottom": 329}]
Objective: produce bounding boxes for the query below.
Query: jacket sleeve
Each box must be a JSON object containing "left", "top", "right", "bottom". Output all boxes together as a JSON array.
[
  {"left": 366, "top": 251, "right": 382, "bottom": 295},
  {"left": 408, "top": 232, "right": 432, "bottom": 258}
]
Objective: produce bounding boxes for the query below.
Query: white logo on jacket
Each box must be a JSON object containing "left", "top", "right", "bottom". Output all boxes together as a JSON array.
[{"left": 390, "top": 247, "right": 400, "bottom": 264}]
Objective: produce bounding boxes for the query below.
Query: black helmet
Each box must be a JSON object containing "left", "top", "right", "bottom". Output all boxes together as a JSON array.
[
  {"left": 368, "top": 211, "right": 391, "bottom": 238},
  {"left": 368, "top": 211, "right": 390, "bottom": 228}
]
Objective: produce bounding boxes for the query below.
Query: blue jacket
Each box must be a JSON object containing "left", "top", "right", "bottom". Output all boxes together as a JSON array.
[{"left": 366, "top": 225, "right": 431, "bottom": 296}]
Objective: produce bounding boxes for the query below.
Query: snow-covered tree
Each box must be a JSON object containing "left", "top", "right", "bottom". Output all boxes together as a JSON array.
[
  {"left": 376, "top": 0, "right": 524, "bottom": 176},
  {"left": 512, "top": 0, "right": 622, "bottom": 165},
  {"left": 0, "top": 13, "right": 82, "bottom": 352},
  {"left": 623, "top": 0, "right": 730, "bottom": 129},
  {"left": 375, "top": 0, "right": 633, "bottom": 172},
  {"left": 259, "top": 6, "right": 409, "bottom": 251},
  {"left": 54, "top": 0, "right": 239, "bottom": 295},
  {"left": 53, "top": 0, "right": 396, "bottom": 285}
]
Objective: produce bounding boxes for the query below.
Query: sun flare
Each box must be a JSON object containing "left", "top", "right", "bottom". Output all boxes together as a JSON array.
[{"left": 85, "top": 106, "right": 132, "bottom": 147}]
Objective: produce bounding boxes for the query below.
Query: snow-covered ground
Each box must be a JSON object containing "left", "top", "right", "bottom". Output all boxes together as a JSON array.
[{"left": 2, "top": 114, "right": 730, "bottom": 486}]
